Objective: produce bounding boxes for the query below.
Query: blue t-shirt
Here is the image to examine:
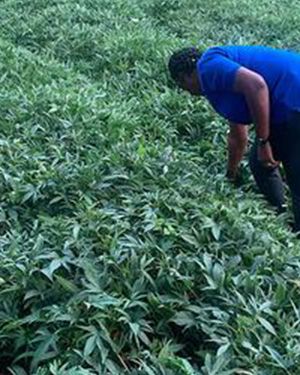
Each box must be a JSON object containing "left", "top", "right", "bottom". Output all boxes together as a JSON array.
[{"left": 197, "top": 46, "right": 300, "bottom": 125}]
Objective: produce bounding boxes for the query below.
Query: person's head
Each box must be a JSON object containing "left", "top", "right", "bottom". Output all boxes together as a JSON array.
[{"left": 168, "top": 47, "right": 202, "bottom": 95}]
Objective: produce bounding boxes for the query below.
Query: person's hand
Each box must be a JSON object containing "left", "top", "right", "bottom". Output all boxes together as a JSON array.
[
  {"left": 225, "top": 169, "right": 244, "bottom": 187},
  {"left": 257, "top": 142, "right": 279, "bottom": 169}
]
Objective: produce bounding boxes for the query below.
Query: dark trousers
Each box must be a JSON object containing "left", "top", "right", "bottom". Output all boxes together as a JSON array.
[{"left": 249, "top": 112, "right": 300, "bottom": 231}]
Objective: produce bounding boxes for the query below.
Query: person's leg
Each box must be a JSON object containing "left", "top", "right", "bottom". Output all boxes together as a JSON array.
[
  {"left": 282, "top": 113, "right": 300, "bottom": 231},
  {"left": 283, "top": 161, "right": 300, "bottom": 232},
  {"left": 249, "top": 142, "right": 286, "bottom": 212}
]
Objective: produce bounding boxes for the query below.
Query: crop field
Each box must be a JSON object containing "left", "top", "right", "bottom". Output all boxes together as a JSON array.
[{"left": 1, "top": 0, "right": 300, "bottom": 374}]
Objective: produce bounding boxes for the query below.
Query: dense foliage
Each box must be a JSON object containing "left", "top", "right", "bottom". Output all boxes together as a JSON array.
[{"left": 1, "top": 0, "right": 300, "bottom": 373}]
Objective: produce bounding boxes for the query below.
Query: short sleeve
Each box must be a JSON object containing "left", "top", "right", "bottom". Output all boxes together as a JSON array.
[{"left": 198, "top": 52, "right": 241, "bottom": 93}]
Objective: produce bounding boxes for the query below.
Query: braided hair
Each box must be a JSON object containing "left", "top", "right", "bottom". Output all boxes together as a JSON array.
[{"left": 168, "top": 47, "right": 202, "bottom": 84}]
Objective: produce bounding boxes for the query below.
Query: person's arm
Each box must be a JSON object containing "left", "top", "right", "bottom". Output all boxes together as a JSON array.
[
  {"left": 226, "top": 122, "right": 248, "bottom": 180},
  {"left": 233, "top": 67, "right": 279, "bottom": 168}
]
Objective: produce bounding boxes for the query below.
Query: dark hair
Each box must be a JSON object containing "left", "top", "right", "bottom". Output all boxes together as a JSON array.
[{"left": 168, "top": 47, "right": 202, "bottom": 83}]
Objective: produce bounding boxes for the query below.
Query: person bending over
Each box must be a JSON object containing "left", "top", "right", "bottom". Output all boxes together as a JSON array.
[{"left": 168, "top": 45, "right": 300, "bottom": 232}]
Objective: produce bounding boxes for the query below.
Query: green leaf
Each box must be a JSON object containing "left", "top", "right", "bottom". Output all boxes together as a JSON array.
[
  {"left": 171, "top": 311, "right": 195, "bottom": 328},
  {"left": 265, "top": 345, "right": 287, "bottom": 369},
  {"left": 41, "top": 259, "right": 62, "bottom": 281},
  {"left": 257, "top": 316, "right": 276, "bottom": 336},
  {"left": 84, "top": 335, "right": 97, "bottom": 358}
]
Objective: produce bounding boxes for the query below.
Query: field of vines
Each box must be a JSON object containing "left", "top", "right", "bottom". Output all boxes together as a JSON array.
[{"left": 1, "top": 0, "right": 300, "bottom": 374}]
